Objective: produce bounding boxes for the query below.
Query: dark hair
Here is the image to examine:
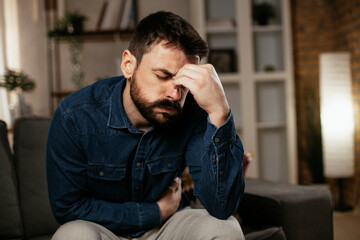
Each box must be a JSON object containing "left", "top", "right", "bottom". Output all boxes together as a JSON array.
[{"left": 128, "top": 11, "right": 208, "bottom": 66}]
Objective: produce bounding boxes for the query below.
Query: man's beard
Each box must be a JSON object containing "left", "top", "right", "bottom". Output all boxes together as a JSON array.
[{"left": 129, "top": 74, "right": 183, "bottom": 128}]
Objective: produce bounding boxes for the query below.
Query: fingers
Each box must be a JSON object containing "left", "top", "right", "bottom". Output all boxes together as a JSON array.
[
  {"left": 169, "top": 177, "right": 182, "bottom": 192},
  {"left": 173, "top": 64, "right": 222, "bottom": 92},
  {"left": 173, "top": 64, "right": 209, "bottom": 90},
  {"left": 175, "top": 64, "right": 204, "bottom": 80},
  {"left": 174, "top": 63, "right": 229, "bottom": 127},
  {"left": 173, "top": 72, "right": 198, "bottom": 92},
  {"left": 157, "top": 177, "right": 182, "bottom": 221},
  {"left": 172, "top": 178, "right": 182, "bottom": 204}
]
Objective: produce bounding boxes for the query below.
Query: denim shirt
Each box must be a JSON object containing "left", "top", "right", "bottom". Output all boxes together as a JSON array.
[{"left": 46, "top": 76, "right": 244, "bottom": 236}]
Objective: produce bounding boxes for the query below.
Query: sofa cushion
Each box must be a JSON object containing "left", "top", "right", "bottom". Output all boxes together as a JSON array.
[
  {"left": 238, "top": 193, "right": 282, "bottom": 228},
  {"left": 245, "top": 227, "right": 286, "bottom": 240},
  {"left": 241, "top": 178, "right": 333, "bottom": 240},
  {"left": 28, "top": 234, "right": 53, "bottom": 240},
  {"left": 13, "top": 117, "right": 59, "bottom": 239},
  {"left": 0, "top": 120, "right": 24, "bottom": 239}
]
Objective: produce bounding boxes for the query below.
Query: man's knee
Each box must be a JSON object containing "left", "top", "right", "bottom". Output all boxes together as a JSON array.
[
  {"left": 172, "top": 209, "right": 244, "bottom": 240},
  {"left": 196, "top": 214, "right": 244, "bottom": 240},
  {"left": 52, "top": 220, "right": 104, "bottom": 240}
]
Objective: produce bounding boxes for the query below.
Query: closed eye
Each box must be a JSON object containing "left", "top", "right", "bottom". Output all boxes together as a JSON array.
[
  {"left": 153, "top": 68, "right": 175, "bottom": 80},
  {"left": 156, "top": 74, "right": 172, "bottom": 80}
]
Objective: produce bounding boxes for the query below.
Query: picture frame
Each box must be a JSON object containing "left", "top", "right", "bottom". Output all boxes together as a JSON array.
[{"left": 208, "top": 49, "right": 236, "bottom": 73}]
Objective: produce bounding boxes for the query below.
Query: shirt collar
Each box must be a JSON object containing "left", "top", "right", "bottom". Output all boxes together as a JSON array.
[{"left": 107, "top": 77, "right": 133, "bottom": 130}]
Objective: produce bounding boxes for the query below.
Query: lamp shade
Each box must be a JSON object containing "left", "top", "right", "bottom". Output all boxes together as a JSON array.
[{"left": 319, "top": 52, "right": 355, "bottom": 178}]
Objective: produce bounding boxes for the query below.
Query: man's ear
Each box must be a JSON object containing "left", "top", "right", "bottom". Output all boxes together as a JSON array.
[{"left": 121, "top": 50, "right": 137, "bottom": 79}]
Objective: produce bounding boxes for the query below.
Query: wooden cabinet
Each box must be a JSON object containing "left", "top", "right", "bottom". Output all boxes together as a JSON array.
[{"left": 190, "top": 0, "right": 297, "bottom": 183}]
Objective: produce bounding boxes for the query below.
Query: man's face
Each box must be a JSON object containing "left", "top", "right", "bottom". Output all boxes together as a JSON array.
[{"left": 129, "top": 41, "right": 193, "bottom": 127}]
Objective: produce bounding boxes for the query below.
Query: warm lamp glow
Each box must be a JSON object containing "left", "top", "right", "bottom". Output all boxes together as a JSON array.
[
  {"left": 321, "top": 99, "right": 354, "bottom": 136},
  {"left": 319, "top": 52, "right": 355, "bottom": 178}
]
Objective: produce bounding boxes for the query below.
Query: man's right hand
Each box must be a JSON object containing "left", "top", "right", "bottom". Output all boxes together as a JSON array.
[{"left": 157, "top": 177, "right": 182, "bottom": 222}]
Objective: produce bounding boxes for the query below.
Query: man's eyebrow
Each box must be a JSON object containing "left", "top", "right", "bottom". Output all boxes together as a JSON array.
[{"left": 152, "top": 68, "right": 175, "bottom": 77}]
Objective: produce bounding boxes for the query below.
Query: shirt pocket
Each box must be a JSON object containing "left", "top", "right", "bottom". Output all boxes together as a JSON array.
[
  {"left": 87, "top": 163, "right": 130, "bottom": 202},
  {"left": 146, "top": 154, "right": 185, "bottom": 200},
  {"left": 88, "top": 163, "right": 126, "bottom": 181},
  {"left": 147, "top": 155, "right": 184, "bottom": 174}
]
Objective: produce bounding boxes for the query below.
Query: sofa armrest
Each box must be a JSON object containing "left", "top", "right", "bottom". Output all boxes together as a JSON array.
[{"left": 238, "top": 178, "right": 334, "bottom": 240}]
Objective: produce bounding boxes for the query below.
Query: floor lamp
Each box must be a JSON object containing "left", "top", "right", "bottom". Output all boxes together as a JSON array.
[{"left": 319, "top": 52, "right": 355, "bottom": 211}]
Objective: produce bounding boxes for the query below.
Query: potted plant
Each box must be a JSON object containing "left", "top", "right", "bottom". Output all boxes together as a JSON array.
[
  {"left": 252, "top": 1, "right": 276, "bottom": 25},
  {"left": 65, "top": 11, "right": 87, "bottom": 34},
  {"left": 47, "top": 11, "right": 87, "bottom": 89},
  {"left": 0, "top": 69, "right": 35, "bottom": 92},
  {"left": 0, "top": 69, "right": 36, "bottom": 119},
  {"left": 69, "top": 38, "right": 85, "bottom": 89},
  {"left": 49, "top": 10, "right": 87, "bottom": 36}
]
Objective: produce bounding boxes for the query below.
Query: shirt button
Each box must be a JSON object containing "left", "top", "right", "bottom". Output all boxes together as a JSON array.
[
  {"left": 136, "top": 162, "right": 141, "bottom": 167},
  {"left": 220, "top": 171, "right": 224, "bottom": 176},
  {"left": 167, "top": 163, "right": 172, "bottom": 168},
  {"left": 135, "top": 186, "right": 140, "bottom": 191},
  {"left": 99, "top": 171, "right": 104, "bottom": 177},
  {"left": 214, "top": 137, "right": 220, "bottom": 143}
]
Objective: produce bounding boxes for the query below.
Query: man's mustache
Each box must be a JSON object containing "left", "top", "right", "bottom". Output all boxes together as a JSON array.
[{"left": 151, "top": 99, "right": 182, "bottom": 113}]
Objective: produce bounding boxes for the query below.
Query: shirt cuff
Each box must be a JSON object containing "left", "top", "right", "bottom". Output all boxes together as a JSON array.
[
  {"left": 204, "top": 110, "right": 237, "bottom": 154},
  {"left": 138, "top": 202, "right": 162, "bottom": 229}
]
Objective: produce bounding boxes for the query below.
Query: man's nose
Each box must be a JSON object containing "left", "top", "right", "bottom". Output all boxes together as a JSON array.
[{"left": 166, "top": 85, "right": 182, "bottom": 101}]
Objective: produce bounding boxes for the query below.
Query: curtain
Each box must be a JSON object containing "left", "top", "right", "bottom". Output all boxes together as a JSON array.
[{"left": 0, "top": 0, "right": 11, "bottom": 125}]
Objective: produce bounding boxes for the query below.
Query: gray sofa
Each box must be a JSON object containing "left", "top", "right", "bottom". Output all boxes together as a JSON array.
[
  {"left": 1, "top": 117, "right": 58, "bottom": 240},
  {"left": 0, "top": 117, "right": 334, "bottom": 240}
]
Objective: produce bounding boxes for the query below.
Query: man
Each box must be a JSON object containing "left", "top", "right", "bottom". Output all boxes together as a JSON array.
[{"left": 47, "top": 11, "right": 245, "bottom": 240}]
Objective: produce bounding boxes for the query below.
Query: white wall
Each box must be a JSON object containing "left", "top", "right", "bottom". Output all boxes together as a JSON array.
[
  {"left": 15, "top": 0, "right": 49, "bottom": 116},
  {"left": 13, "top": 0, "right": 190, "bottom": 117}
]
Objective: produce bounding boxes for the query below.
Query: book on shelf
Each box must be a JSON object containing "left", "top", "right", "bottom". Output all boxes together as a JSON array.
[
  {"left": 118, "top": 0, "right": 137, "bottom": 30},
  {"left": 96, "top": 1, "right": 108, "bottom": 30},
  {"left": 96, "top": 0, "right": 136, "bottom": 31}
]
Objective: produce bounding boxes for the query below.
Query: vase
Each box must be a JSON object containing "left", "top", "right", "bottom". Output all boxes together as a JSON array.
[
  {"left": 8, "top": 89, "right": 32, "bottom": 124},
  {"left": 67, "top": 20, "right": 84, "bottom": 35}
]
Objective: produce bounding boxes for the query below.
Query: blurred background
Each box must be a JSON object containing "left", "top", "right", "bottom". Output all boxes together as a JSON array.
[{"left": 0, "top": 0, "right": 359, "bottom": 238}]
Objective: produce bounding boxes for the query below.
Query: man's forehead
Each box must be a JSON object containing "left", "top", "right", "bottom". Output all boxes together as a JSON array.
[
  {"left": 148, "top": 40, "right": 200, "bottom": 64},
  {"left": 141, "top": 43, "right": 195, "bottom": 75}
]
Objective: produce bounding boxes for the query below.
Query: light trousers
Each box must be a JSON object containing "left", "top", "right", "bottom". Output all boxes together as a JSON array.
[{"left": 52, "top": 208, "right": 245, "bottom": 240}]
